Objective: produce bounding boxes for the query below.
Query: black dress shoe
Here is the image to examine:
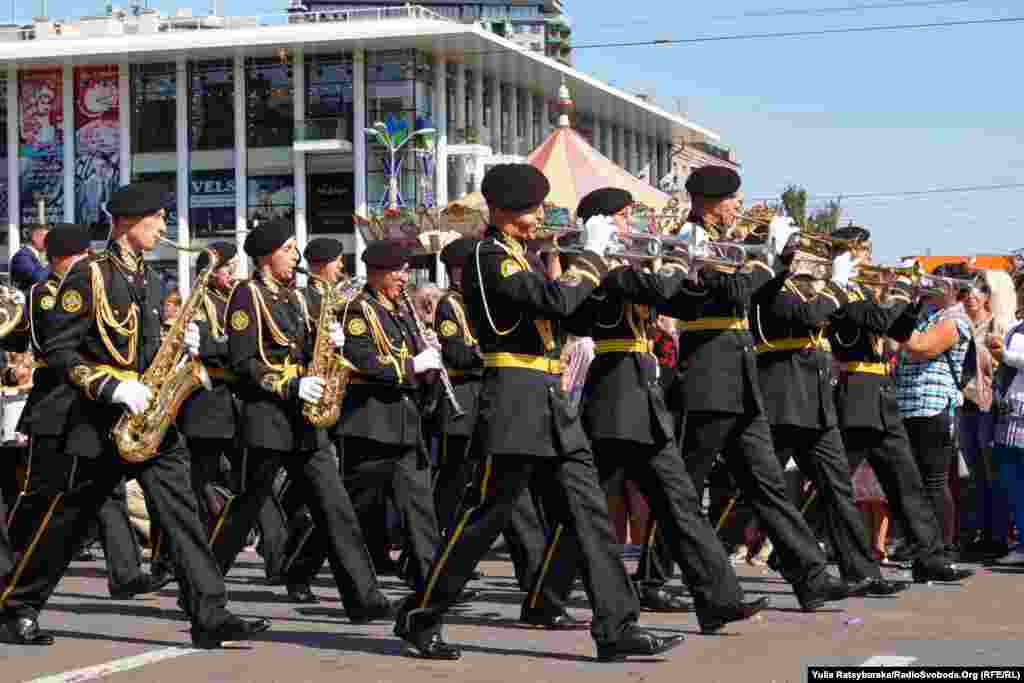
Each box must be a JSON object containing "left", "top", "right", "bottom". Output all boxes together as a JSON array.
[
  {"left": 395, "top": 628, "right": 461, "bottom": 660},
  {"left": 596, "top": 625, "right": 685, "bottom": 662},
  {"left": 347, "top": 599, "right": 395, "bottom": 625},
  {"left": 265, "top": 574, "right": 287, "bottom": 586},
  {"left": 912, "top": 563, "right": 974, "bottom": 583},
  {"left": 521, "top": 607, "right": 585, "bottom": 629},
  {"left": 286, "top": 584, "right": 319, "bottom": 604},
  {"left": 455, "top": 588, "right": 481, "bottom": 604},
  {"left": 191, "top": 616, "right": 271, "bottom": 649},
  {"left": 74, "top": 548, "right": 97, "bottom": 562},
  {"left": 638, "top": 586, "right": 689, "bottom": 612},
  {"left": 796, "top": 574, "right": 849, "bottom": 611},
  {"left": 698, "top": 596, "right": 769, "bottom": 634},
  {"left": 846, "top": 577, "right": 909, "bottom": 597},
  {"left": 0, "top": 616, "right": 55, "bottom": 646},
  {"left": 110, "top": 573, "right": 167, "bottom": 599}
]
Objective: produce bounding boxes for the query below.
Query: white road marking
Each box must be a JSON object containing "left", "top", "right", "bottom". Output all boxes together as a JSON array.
[
  {"left": 23, "top": 646, "right": 203, "bottom": 683},
  {"left": 861, "top": 656, "right": 918, "bottom": 667}
]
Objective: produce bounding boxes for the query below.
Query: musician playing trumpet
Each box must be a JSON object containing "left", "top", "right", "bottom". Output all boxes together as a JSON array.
[
  {"left": 337, "top": 240, "right": 441, "bottom": 595},
  {"left": 0, "top": 183, "right": 268, "bottom": 648},
  {"left": 215, "top": 220, "right": 394, "bottom": 624}
]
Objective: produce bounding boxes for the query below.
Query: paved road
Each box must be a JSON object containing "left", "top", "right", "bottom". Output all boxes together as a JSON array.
[{"left": 5, "top": 552, "right": 1023, "bottom": 683}]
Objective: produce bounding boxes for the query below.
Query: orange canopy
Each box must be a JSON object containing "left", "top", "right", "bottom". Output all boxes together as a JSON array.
[{"left": 904, "top": 255, "right": 1014, "bottom": 273}]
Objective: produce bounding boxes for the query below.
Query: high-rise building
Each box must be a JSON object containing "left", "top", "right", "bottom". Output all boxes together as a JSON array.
[{"left": 289, "top": 1, "right": 574, "bottom": 64}]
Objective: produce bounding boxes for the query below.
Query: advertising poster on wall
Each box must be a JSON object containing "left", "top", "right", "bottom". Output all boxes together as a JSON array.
[
  {"left": 309, "top": 173, "right": 353, "bottom": 235},
  {"left": 189, "top": 169, "right": 236, "bottom": 237},
  {"left": 247, "top": 175, "right": 294, "bottom": 226},
  {"left": 75, "top": 65, "right": 120, "bottom": 229},
  {"left": 18, "top": 69, "right": 64, "bottom": 225}
]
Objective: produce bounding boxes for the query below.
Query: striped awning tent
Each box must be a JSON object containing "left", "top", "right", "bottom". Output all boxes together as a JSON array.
[{"left": 527, "top": 103, "right": 672, "bottom": 218}]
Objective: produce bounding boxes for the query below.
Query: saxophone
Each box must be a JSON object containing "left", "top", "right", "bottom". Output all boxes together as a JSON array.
[
  {"left": 113, "top": 241, "right": 218, "bottom": 463},
  {"left": 300, "top": 271, "right": 362, "bottom": 429}
]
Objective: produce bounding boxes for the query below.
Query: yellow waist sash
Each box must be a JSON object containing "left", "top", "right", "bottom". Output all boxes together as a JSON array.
[
  {"left": 841, "top": 361, "right": 888, "bottom": 376},
  {"left": 594, "top": 339, "right": 653, "bottom": 354},
  {"left": 679, "top": 317, "right": 749, "bottom": 333},
  {"left": 755, "top": 337, "right": 831, "bottom": 354},
  {"left": 482, "top": 352, "right": 562, "bottom": 374}
]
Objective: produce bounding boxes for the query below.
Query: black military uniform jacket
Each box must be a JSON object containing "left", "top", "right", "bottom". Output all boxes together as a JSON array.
[
  {"left": 227, "top": 271, "right": 324, "bottom": 453},
  {"left": 42, "top": 243, "right": 170, "bottom": 458},
  {"left": 565, "top": 262, "right": 685, "bottom": 446},
  {"left": 462, "top": 227, "right": 607, "bottom": 460},
  {"left": 1, "top": 274, "right": 76, "bottom": 436},
  {"left": 750, "top": 271, "right": 845, "bottom": 429},
  {"left": 434, "top": 290, "right": 482, "bottom": 438},
  {"left": 828, "top": 282, "right": 914, "bottom": 432},
  {"left": 660, "top": 236, "right": 774, "bottom": 416},
  {"left": 178, "top": 286, "right": 238, "bottom": 440},
  {"left": 339, "top": 286, "right": 423, "bottom": 448}
]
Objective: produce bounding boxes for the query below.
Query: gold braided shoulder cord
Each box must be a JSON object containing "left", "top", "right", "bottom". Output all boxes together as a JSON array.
[
  {"left": 90, "top": 261, "right": 138, "bottom": 367},
  {"left": 447, "top": 294, "right": 478, "bottom": 346},
  {"left": 248, "top": 283, "right": 293, "bottom": 366},
  {"left": 201, "top": 292, "right": 224, "bottom": 341},
  {"left": 478, "top": 239, "right": 522, "bottom": 337},
  {"left": 360, "top": 300, "right": 408, "bottom": 383}
]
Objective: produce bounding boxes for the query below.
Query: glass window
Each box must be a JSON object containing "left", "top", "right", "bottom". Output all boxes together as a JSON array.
[
  {"left": 308, "top": 170, "right": 353, "bottom": 236},
  {"left": 189, "top": 60, "right": 237, "bottom": 238},
  {"left": 531, "top": 24, "right": 542, "bottom": 33},
  {"left": 0, "top": 76, "right": 7, "bottom": 229},
  {"left": 18, "top": 69, "right": 65, "bottom": 225},
  {"left": 247, "top": 175, "right": 294, "bottom": 227},
  {"left": 246, "top": 56, "right": 293, "bottom": 149},
  {"left": 462, "top": 6, "right": 479, "bottom": 19},
  {"left": 131, "top": 63, "right": 177, "bottom": 242}
]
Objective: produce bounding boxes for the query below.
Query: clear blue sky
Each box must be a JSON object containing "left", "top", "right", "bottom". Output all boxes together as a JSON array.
[{"left": 12, "top": 0, "right": 1022, "bottom": 261}]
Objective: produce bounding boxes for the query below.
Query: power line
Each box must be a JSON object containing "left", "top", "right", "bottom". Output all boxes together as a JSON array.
[
  {"left": 750, "top": 182, "right": 1024, "bottom": 202},
  {"left": 744, "top": 0, "right": 971, "bottom": 19}
]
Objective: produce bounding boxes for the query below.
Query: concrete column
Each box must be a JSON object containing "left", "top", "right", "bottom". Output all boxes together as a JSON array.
[
  {"left": 118, "top": 63, "right": 130, "bottom": 185},
  {"left": 353, "top": 49, "right": 367, "bottom": 278},
  {"left": 595, "top": 119, "right": 604, "bottom": 157},
  {"left": 539, "top": 96, "right": 550, "bottom": 139},
  {"left": 489, "top": 76, "right": 501, "bottom": 153},
  {"left": 508, "top": 85, "right": 518, "bottom": 155},
  {"left": 472, "top": 67, "right": 484, "bottom": 136},
  {"left": 433, "top": 55, "right": 447, "bottom": 212},
  {"left": 453, "top": 62, "right": 466, "bottom": 198},
  {"left": 6, "top": 63, "right": 19, "bottom": 254},
  {"left": 175, "top": 57, "right": 191, "bottom": 288},
  {"left": 233, "top": 55, "right": 247, "bottom": 278},
  {"left": 293, "top": 48, "right": 307, "bottom": 287},
  {"left": 62, "top": 64, "right": 74, "bottom": 222},
  {"left": 615, "top": 126, "right": 625, "bottom": 167},
  {"left": 523, "top": 92, "right": 534, "bottom": 152}
]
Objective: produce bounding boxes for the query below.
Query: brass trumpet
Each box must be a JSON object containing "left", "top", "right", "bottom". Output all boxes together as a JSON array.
[
  {"left": 851, "top": 262, "right": 975, "bottom": 296},
  {"left": 535, "top": 226, "right": 661, "bottom": 260},
  {"left": 658, "top": 235, "right": 766, "bottom": 271}
]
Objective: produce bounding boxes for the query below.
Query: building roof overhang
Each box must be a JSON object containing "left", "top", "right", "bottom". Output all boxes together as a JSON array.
[{"left": 0, "top": 14, "right": 718, "bottom": 146}]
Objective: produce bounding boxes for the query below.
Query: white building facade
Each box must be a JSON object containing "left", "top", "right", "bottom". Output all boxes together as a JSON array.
[{"left": 0, "top": 5, "right": 723, "bottom": 290}]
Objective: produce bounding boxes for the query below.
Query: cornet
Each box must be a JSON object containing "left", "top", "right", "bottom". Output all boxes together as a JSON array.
[
  {"left": 852, "top": 262, "right": 975, "bottom": 296},
  {"left": 535, "top": 226, "right": 661, "bottom": 261},
  {"left": 657, "top": 235, "right": 763, "bottom": 271}
]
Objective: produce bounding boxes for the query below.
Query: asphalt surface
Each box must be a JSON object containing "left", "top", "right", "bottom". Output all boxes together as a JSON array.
[{"left": 4, "top": 551, "right": 1024, "bottom": 683}]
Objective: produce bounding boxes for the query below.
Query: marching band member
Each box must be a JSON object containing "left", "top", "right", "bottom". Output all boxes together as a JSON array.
[
  {"left": 564, "top": 187, "right": 768, "bottom": 632},
  {"left": 828, "top": 228, "right": 973, "bottom": 583},
  {"left": 750, "top": 228, "right": 905, "bottom": 595},
  {"left": 434, "top": 237, "right": 551, "bottom": 596},
  {"left": 394, "top": 164, "right": 683, "bottom": 662},
  {"left": 212, "top": 220, "right": 393, "bottom": 624},
  {"left": 337, "top": 240, "right": 441, "bottom": 593},
  {"left": 666, "top": 166, "right": 849, "bottom": 611},
  {"left": 2, "top": 224, "right": 166, "bottom": 603},
  {"left": 1, "top": 184, "right": 268, "bottom": 647}
]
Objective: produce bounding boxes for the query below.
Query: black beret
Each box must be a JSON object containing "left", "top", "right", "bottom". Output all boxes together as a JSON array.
[
  {"left": 44, "top": 223, "right": 91, "bottom": 258},
  {"left": 195, "top": 241, "right": 238, "bottom": 272},
  {"left": 685, "top": 166, "right": 741, "bottom": 198},
  {"left": 440, "top": 237, "right": 478, "bottom": 269},
  {"left": 362, "top": 239, "right": 411, "bottom": 270},
  {"left": 304, "top": 237, "right": 344, "bottom": 264},
  {"left": 576, "top": 188, "right": 633, "bottom": 223},
  {"left": 831, "top": 225, "right": 871, "bottom": 242},
  {"left": 106, "top": 182, "right": 170, "bottom": 217},
  {"left": 481, "top": 164, "right": 550, "bottom": 212},
  {"left": 244, "top": 219, "right": 293, "bottom": 258}
]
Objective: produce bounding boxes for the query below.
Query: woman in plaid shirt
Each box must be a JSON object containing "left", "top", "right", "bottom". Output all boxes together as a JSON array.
[{"left": 895, "top": 268, "right": 972, "bottom": 551}]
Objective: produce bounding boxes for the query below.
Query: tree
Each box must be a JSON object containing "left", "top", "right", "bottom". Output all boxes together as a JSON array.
[
  {"left": 808, "top": 198, "right": 842, "bottom": 234},
  {"left": 780, "top": 185, "right": 842, "bottom": 233},
  {"left": 781, "top": 185, "right": 808, "bottom": 229}
]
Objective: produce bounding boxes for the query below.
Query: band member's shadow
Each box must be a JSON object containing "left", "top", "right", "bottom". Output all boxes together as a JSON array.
[
  {"left": 43, "top": 599, "right": 179, "bottom": 621},
  {"left": 769, "top": 607, "right": 845, "bottom": 614},
  {"left": 64, "top": 566, "right": 116, "bottom": 580},
  {"left": 46, "top": 630, "right": 193, "bottom": 648},
  {"left": 979, "top": 566, "right": 1024, "bottom": 575}
]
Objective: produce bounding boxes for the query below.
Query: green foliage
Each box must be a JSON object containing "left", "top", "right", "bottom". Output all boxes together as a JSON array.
[{"left": 780, "top": 184, "right": 841, "bottom": 233}]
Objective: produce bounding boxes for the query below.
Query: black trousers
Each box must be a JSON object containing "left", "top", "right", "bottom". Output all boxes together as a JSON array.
[
  {"left": 683, "top": 411, "right": 829, "bottom": 590},
  {"left": 210, "top": 446, "right": 383, "bottom": 611},
  {"left": 594, "top": 438, "right": 745, "bottom": 614},
  {"left": 399, "top": 453, "right": 639, "bottom": 646},
  {"left": 903, "top": 413, "right": 956, "bottom": 546},
  {"left": 0, "top": 473, "right": 12, "bottom": 578},
  {"left": 186, "top": 437, "right": 236, "bottom": 534},
  {"left": 843, "top": 423, "right": 946, "bottom": 566},
  {"left": 435, "top": 433, "right": 547, "bottom": 592},
  {"left": 333, "top": 438, "right": 440, "bottom": 592},
  {"left": 771, "top": 425, "right": 880, "bottom": 582},
  {"left": 0, "top": 435, "right": 230, "bottom": 629}
]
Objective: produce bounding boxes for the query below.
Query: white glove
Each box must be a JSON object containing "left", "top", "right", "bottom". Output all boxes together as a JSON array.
[
  {"left": 6, "top": 288, "right": 25, "bottom": 306},
  {"left": 582, "top": 215, "right": 617, "bottom": 255},
  {"left": 328, "top": 321, "right": 345, "bottom": 351},
  {"left": 831, "top": 251, "right": 858, "bottom": 288},
  {"left": 184, "top": 322, "right": 200, "bottom": 357},
  {"left": 422, "top": 328, "right": 441, "bottom": 351},
  {"left": 412, "top": 348, "right": 443, "bottom": 374},
  {"left": 298, "top": 376, "right": 325, "bottom": 404},
  {"left": 768, "top": 216, "right": 799, "bottom": 256},
  {"left": 112, "top": 380, "right": 153, "bottom": 416}
]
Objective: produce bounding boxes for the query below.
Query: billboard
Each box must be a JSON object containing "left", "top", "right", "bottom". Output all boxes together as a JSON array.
[
  {"left": 18, "top": 69, "right": 64, "bottom": 225},
  {"left": 74, "top": 65, "right": 120, "bottom": 228}
]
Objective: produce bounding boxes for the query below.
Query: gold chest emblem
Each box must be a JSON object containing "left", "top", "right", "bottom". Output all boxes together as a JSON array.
[
  {"left": 347, "top": 317, "right": 368, "bottom": 336},
  {"left": 439, "top": 319, "right": 459, "bottom": 337},
  {"left": 230, "top": 310, "right": 250, "bottom": 331},
  {"left": 61, "top": 290, "right": 84, "bottom": 313},
  {"left": 500, "top": 259, "right": 523, "bottom": 278},
  {"left": 40, "top": 295, "right": 56, "bottom": 311}
]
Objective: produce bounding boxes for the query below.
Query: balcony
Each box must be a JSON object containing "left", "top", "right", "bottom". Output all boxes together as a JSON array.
[{"left": 293, "top": 118, "right": 352, "bottom": 153}]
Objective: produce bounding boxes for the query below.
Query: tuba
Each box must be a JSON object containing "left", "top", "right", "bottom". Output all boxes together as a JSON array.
[
  {"left": 298, "top": 270, "right": 361, "bottom": 429},
  {"left": 0, "top": 286, "right": 25, "bottom": 339},
  {"left": 113, "top": 239, "right": 216, "bottom": 463}
]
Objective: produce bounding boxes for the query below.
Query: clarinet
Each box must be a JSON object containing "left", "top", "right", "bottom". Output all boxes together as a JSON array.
[{"left": 400, "top": 287, "right": 466, "bottom": 420}]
